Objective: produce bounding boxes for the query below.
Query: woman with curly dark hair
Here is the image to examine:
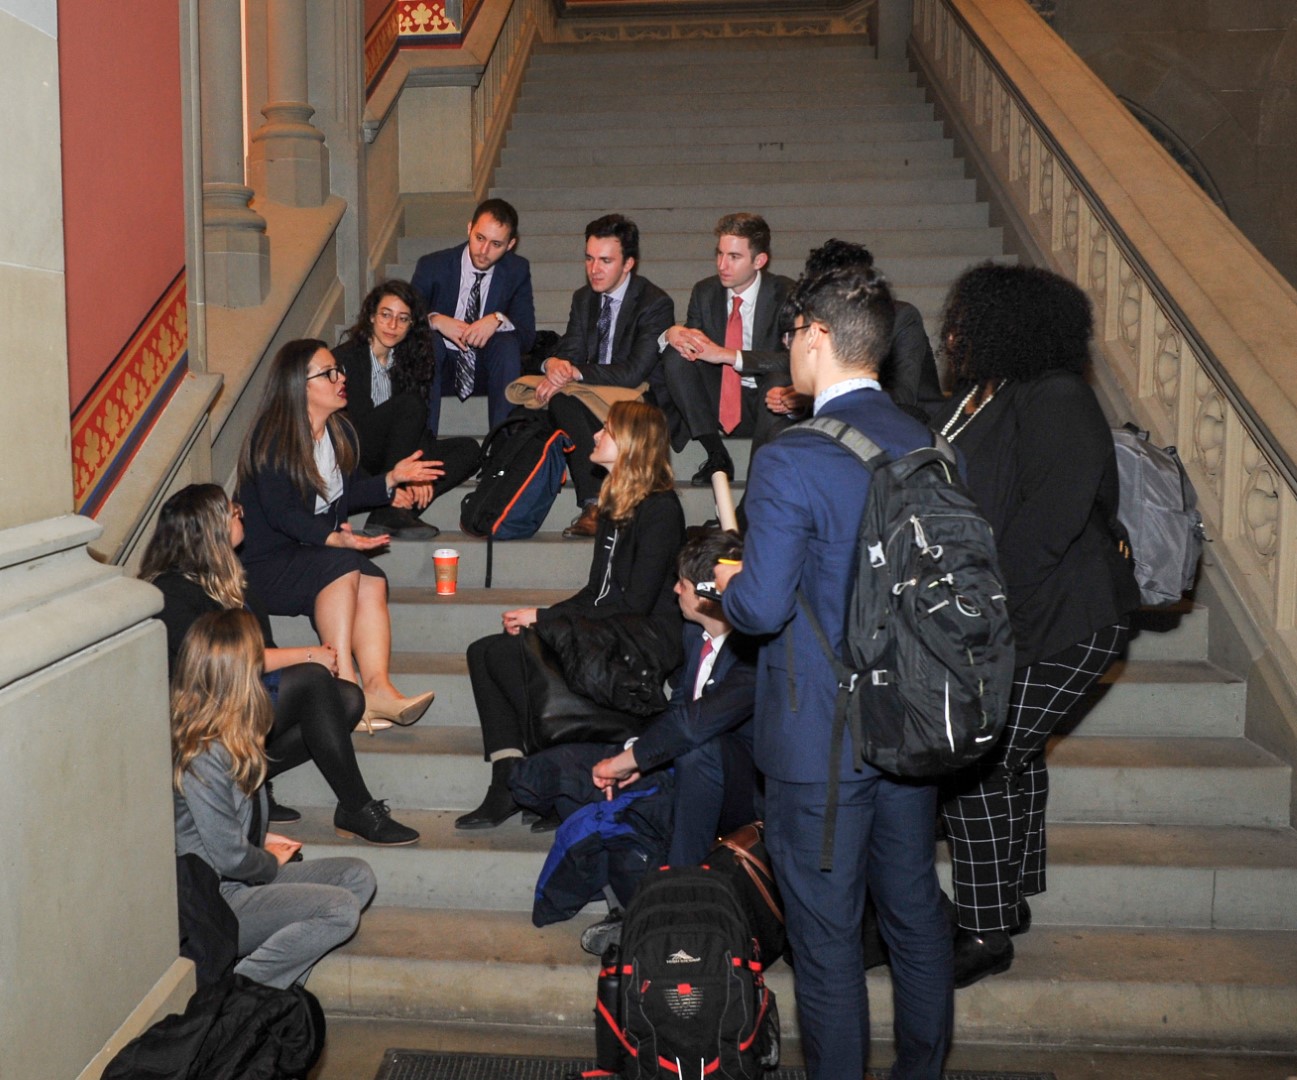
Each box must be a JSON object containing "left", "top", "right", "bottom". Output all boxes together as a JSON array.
[
  {"left": 335, "top": 279, "right": 481, "bottom": 540},
  {"left": 932, "top": 263, "right": 1140, "bottom": 988}
]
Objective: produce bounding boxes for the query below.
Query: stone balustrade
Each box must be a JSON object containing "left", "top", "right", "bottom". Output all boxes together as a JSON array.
[{"left": 913, "top": 0, "right": 1297, "bottom": 711}]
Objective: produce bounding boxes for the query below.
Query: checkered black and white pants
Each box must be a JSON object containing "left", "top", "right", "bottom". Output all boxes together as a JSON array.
[{"left": 940, "top": 620, "right": 1129, "bottom": 933}]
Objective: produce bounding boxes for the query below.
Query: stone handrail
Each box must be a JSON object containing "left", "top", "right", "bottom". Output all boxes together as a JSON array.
[
  {"left": 912, "top": 0, "right": 1297, "bottom": 671},
  {"left": 471, "top": 0, "right": 557, "bottom": 199}
]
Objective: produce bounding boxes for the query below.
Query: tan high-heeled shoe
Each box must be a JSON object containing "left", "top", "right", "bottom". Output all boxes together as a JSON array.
[
  {"left": 364, "top": 689, "right": 435, "bottom": 727},
  {"left": 355, "top": 712, "right": 394, "bottom": 735}
]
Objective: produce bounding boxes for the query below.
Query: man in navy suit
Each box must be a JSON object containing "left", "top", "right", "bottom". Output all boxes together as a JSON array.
[
  {"left": 411, "top": 198, "right": 537, "bottom": 436},
  {"left": 715, "top": 264, "right": 953, "bottom": 1080},
  {"left": 532, "top": 214, "right": 674, "bottom": 537},
  {"left": 659, "top": 213, "right": 796, "bottom": 484},
  {"left": 591, "top": 529, "right": 757, "bottom": 867}
]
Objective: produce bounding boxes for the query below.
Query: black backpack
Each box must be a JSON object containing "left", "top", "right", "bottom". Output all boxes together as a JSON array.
[
  {"left": 594, "top": 865, "right": 779, "bottom": 1079},
  {"left": 788, "top": 420, "right": 1015, "bottom": 867},
  {"left": 460, "top": 411, "right": 573, "bottom": 541}
]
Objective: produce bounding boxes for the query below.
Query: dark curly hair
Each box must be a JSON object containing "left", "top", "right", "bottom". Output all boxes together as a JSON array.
[
  {"left": 339, "top": 279, "right": 436, "bottom": 394},
  {"left": 940, "top": 263, "right": 1093, "bottom": 385},
  {"left": 783, "top": 262, "right": 895, "bottom": 372}
]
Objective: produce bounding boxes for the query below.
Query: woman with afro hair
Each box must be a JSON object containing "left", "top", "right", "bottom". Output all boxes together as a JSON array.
[{"left": 931, "top": 263, "right": 1140, "bottom": 988}]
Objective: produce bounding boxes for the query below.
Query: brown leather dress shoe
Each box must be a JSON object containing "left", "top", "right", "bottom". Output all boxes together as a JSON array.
[{"left": 562, "top": 503, "right": 600, "bottom": 539}]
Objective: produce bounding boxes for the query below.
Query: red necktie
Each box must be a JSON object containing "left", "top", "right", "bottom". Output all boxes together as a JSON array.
[
  {"left": 693, "top": 637, "right": 714, "bottom": 701},
  {"left": 720, "top": 296, "right": 743, "bottom": 434}
]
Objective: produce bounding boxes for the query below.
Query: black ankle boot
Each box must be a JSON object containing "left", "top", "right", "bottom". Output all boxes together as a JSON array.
[
  {"left": 455, "top": 758, "right": 521, "bottom": 830},
  {"left": 953, "top": 927, "right": 1014, "bottom": 988}
]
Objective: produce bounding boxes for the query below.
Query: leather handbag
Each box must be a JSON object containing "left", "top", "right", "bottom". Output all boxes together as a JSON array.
[
  {"left": 520, "top": 628, "right": 643, "bottom": 752},
  {"left": 707, "top": 822, "right": 786, "bottom": 964}
]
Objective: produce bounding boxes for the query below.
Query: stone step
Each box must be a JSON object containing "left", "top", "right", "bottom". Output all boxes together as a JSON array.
[
  {"left": 1068, "top": 659, "right": 1244, "bottom": 738},
  {"left": 515, "top": 85, "right": 926, "bottom": 114},
  {"left": 526, "top": 37, "right": 883, "bottom": 67},
  {"left": 501, "top": 177, "right": 975, "bottom": 211},
  {"left": 397, "top": 227, "right": 1005, "bottom": 267},
  {"left": 266, "top": 810, "right": 1297, "bottom": 932},
  {"left": 502, "top": 118, "right": 946, "bottom": 148},
  {"left": 308, "top": 907, "right": 1297, "bottom": 1050},
  {"left": 493, "top": 157, "right": 968, "bottom": 190},
  {"left": 271, "top": 724, "right": 1290, "bottom": 826},
  {"left": 507, "top": 103, "right": 935, "bottom": 133},
  {"left": 517, "top": 68, "right": 916, "bottom": 97},
  {"left": 497, "top": 139, "right": 957, "bottom": 171},
  {"left": 1123, "top": 602, "right": 1209, "bottom": 662}
]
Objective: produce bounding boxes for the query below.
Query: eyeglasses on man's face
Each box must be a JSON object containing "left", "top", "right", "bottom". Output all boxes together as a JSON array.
[
  {"left": 306, "top": 367, "right": 344, "bottom": 383},
  {"left": 781, "top": 323, "right": 811, "bottom": 349},
  {"left": 376, "top": 308, "right": 412, "bottom": 327}
]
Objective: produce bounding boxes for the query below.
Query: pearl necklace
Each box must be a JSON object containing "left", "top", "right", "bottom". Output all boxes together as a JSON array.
[{"left": 940, "top": 382, "right": 1003, "bottom": 442}]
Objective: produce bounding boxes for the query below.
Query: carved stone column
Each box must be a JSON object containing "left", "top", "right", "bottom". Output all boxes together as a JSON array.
[
  {"left": 200, "top": 0, "right": 270, "bottom": 307},
  {"left": 248, "top": 0, "right": 329, "bottom": 207}
]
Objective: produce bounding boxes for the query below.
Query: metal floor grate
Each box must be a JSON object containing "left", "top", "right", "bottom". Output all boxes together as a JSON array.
[{"left": 373, "top": 1050, "right": 1055, "bottom": 1080}]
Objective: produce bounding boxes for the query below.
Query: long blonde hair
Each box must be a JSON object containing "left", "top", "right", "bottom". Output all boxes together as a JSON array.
[
  {"left": 140, "top": 484, "right": 245, "bottom": 609},
  {"left": 597, "top": 401, "right": 675, "bottom": 525},
  {"left": 171, "top": 610, "right": 273, "bottom": 796}
]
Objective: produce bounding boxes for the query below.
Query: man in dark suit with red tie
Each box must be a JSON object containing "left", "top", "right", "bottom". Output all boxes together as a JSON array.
[
  {"left": 659, "top": 213, "right": 795, "bottom": 485},
  {"left": 411, "top": 198, "right": 537, "bottom": 436},
  {"left": 532, "top": 214, "right": 675, "bottom": 537}
]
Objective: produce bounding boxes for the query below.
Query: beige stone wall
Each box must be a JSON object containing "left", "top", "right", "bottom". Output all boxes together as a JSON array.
[{"left": 1049, "top": 0, "right": 1297, "bottom": 286}]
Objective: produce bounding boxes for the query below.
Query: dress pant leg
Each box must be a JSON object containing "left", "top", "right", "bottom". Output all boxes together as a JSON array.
[
  {"left": 481, "top": 332, "right": 524, "bottom": 433},
  {"left": 426, "top": 338, "right": 449, "bottom": 437},
  {"left": 467, "top": 632, "right": 533, "bottom": 757},
  {"left": 546, "top": 393, "right": 603, "bottom": 505},
  {"left": 355, "top": 393, "right": 428, "bottom": 474},
  {"left": 224, "top": 857, "right": 376, "bottom": 989},
  {"left": 419, "top": 433, "right": 482, "bottom": 501},
  {"left": 667, "top": 739, "right": 729, "bottom": 867},
  {"left": 662, "top": 347, "right": 722, "bottom": 442}
]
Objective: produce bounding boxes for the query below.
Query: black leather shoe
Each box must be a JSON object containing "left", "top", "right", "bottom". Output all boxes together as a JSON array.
[
  {"left": 333, "top": 799, "right": 420, "bottom": 846},
  {"left": 364, "top": 505, "right": 440, "bottom": 541},
  {"left": 953, "top": 927, "right": 1014, "bottom": 988},
  {"left": 690, "top": 451, "right": 735, "bottom": 487},
  {"left": 455, "top": 784, "right": 521, "bottom": 829},
  {"left": 265, "top": 781, "right": 301, "bottom": 824},
  {"left": 1011, "top": 898, "right": 1032, "bottom": 936},
  {"left": 530, "top": 812, "right": 560, "bottom": 834}
]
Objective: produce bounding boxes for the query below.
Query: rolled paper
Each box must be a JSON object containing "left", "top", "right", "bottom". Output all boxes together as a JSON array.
[{"left": 711, "top": 471, "right": 738, "bottom": 533}]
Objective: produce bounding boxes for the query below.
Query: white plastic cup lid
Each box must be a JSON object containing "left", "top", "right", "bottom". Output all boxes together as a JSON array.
[{"left": 433, "top": 548, "right": 460, "bottom": 560}]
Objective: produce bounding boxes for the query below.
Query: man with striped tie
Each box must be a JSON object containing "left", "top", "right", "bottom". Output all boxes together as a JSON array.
[
  {"left": 413, "top": 198, "right": 537, "bottom": 437},
  {"left": 533, "top": 214, "right": 674, "bottom": 538}
]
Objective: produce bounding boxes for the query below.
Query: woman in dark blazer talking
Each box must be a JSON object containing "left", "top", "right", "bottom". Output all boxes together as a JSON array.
[
  {"left": 237, "top": 338, "right": 441, "bottom": 729},
  {"left": 456, "top": 400, "right": 686, "bottom": 830},
  {"left": 931, "top": 264, "right": 1140, "bottom": 988}
]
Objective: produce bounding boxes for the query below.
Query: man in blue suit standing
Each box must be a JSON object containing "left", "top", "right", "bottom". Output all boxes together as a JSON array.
[
  {"left": 411, "top": 198, "right": 537, "bottom": 436},
  {"left": 714, "top": 262, "right": 953, "bottom": 1080}
]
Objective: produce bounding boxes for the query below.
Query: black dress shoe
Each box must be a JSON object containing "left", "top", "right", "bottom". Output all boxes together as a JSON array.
[
  {"left": 530, "top": 812, "right": 560, "bottom": 834},
  {"left": 1011, "top": 898, "right": 1032, "bottom": 936},
  {"left": 364, "top": 505, "right": 440, "bottom": 541},
  {"left": 265, "top": 781, "right": 301, "bottom": 824},
  {"left": 455, "top": 758, "right": 522, "bottom": 829},
  {"left": 333, "top": 799, "right": 420, "bottom": 846},
  {"left": 690, "top": 451, "right": 735, "bottom": 487},
  {"left": 953, "top": 927, "right": 1014, "bottom": 989}
]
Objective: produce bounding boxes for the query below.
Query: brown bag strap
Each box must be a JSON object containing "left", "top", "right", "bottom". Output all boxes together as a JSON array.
[{"left": 717, "top": 834, "right": 784, "bottom": 926}]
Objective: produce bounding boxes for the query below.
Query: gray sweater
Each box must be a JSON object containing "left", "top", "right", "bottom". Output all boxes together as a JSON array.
[{"left": 173, "top": 744, "right": 278, "bottom": 886}]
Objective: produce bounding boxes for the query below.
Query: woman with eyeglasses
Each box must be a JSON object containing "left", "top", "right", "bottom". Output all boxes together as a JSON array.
[
  {"left": 142, "top": 484, "right": 419, "bottom": 844},
  {"left": 334, "top": 280, "right": 481, "bottom": 540},
  {"left": 236, "top": 338, "right": 439, "bottom": 729}
]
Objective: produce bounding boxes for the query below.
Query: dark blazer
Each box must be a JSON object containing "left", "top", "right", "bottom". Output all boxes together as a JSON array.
[
  {"left": 931, "top": 371, "right": 1140, "bottom": 666},
  {"left": 552, "top": 275, "right": 675, "bottom": 393},
  {"left": 722, "top": 387, "right": 935, "bottom": 783},
  {"left": 678, "top": 272, "right": 794, "bottom": 375},
  {"left": 633, "top": 623, "right": 758, "bottom": 773},
  {"left": 332, "top": 336, "right": 407, "bottom": 425},
  {"left": 236, "top": 426, "right": 390, "bottom": 566},
  {"left": 151, "top": 573, "right": 277, "bottom": 675},
  {"left": 884, "top": 301, "right": 945, "bottom": 413},
  {"left": 537, "top": 488, "right": 686, "bottom": 628},
  {"left": 411, "top": 243, "right": 537, "bottom": 356}
]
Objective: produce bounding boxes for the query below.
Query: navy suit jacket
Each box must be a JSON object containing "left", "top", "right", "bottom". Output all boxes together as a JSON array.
[
  {"left": 411, "top": 243, "right": 537, "bottom": 357},
  {"left": 721, "top": 386, "right": 934, "bottom": 783},
  {"left": 673, "top": 272, "right": 794, "bottom": 376},
  {"left": 633, "top": 622, "right": 758, "bottom": 773},
  {"left": 552, "top": 274, "right": 674, "bottom": 396}
]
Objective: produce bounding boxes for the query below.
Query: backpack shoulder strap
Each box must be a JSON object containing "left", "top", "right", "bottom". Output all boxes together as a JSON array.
[{"left": 786, "top": 416, "right": 887, "bottom": 470}]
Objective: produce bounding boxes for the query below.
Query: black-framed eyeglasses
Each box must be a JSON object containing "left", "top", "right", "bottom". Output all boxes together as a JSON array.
[
  {"left": 306, "top": 367, "right": 343, "bottom": 383},
  {"left": 781, "top": 324, "right": 811, "bottom": 349}
]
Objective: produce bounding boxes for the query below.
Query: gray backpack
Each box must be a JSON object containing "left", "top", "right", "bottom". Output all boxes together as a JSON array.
[{"left": 1111, "top": 424, "right": 1205, "bottom": 606}]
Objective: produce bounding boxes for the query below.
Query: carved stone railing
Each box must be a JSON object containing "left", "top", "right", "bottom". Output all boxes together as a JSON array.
[
  {"left": 471, "top": 0, "right": 557, "bottom": 198},
  {"left": 912, "top": 0, "right": 1297, "bottom": 707}
]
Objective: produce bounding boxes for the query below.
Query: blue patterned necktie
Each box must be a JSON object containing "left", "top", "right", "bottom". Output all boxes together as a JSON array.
[
  {"left": 596, "top": 294, "right": 614, "bottom": 364},
  {"left": 456, "top": 271, "right": 486, "bottom": 400}
]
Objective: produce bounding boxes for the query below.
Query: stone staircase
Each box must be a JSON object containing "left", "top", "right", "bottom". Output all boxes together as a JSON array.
[{"left": 273, "top": 32, "right": 1297, "bottom": 1058}]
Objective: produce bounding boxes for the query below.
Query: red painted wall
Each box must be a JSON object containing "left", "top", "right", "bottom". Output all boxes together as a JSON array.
[{"left": 59, "top": 0, "right": 185, "bottom": 410}]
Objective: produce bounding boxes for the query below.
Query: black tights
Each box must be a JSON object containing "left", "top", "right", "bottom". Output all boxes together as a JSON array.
[{"left": 264, "top": 664, "right": 371, "bottom": 812}]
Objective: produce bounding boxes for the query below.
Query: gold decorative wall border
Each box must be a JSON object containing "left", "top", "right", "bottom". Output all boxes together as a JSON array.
[
  {"left": 365, "top": 1, "right": 473, "bottom": 95},
  {"left": 72, "top": 271, "right": 188, "bottom": 516}
]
